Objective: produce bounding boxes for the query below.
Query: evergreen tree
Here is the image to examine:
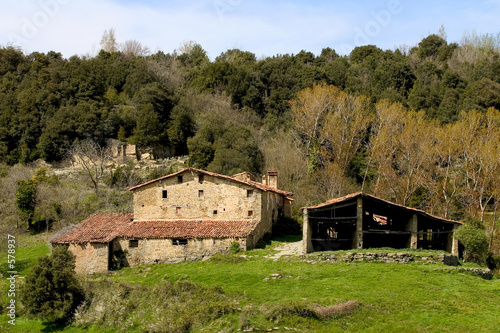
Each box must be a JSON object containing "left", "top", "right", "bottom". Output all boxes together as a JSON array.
[
  {"left": 21, "top": 246, "right": 84, "bottom": 323},
  {"left": 15, "top": 179, "right": 36, "bottom": 229}
]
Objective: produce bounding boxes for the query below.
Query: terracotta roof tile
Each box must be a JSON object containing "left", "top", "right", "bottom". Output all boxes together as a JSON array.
[
  {"left": 122, "top": 219, "right": 259, "bottom": 239},
  {"left": 303, "top": 192, "right": 362, "bottom": 210},
  {"left": 128, "top": 168, "right": 293, "bottom": 197},
  {"left": 51, "top": 214, "right": 259, "bottom": 244},
  {"left": 51, "top": 213, "right": 133, "bottom": 244}
]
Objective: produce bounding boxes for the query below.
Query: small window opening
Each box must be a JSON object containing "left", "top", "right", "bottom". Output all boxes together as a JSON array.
[
  {"left": 418, "top": 230, "right": 424, "bottom": 241},
  {"left": 247, "top": 189, "right": 254, "bottom": 198},
  {"left": 199, "top": 174, "right": 204, "bottom": 184},
  {"left": 213, "top": 210, "right": 218, "bottom": 215},
  {"left": 162, "top": 190, "right": 168, "bottom": 199},
  {"left": 176, "top": 207, "right": 181, "bottom": 214},
  {"left": 198, "top": 190, "right": 204, "bottom": 198},
  {"left": 129, "top": 239, "right": 138, "bottom": 248},
  {"left": 248, "top": 210, "right": 253, "bottom": 217},
  {"left": 172, "top": 238, "right": 188, "bottom": 246},
  {"left": 427, "top": 229, "right": 433, "bottom": 241},
  {"left": 327, "top": 227, "right": 338, "bottom": 239},
  {"left": 177, "top": 175, "right": 183, "bottom": 183},
  {"left": 373, "top": 214, "right": 388, "bottom": 225}
]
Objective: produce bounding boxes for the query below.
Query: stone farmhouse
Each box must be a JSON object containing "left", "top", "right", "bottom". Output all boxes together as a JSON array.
[
  {"left": 52, "top": 168, "right": 293, "bottom": 274},
  {"left": 302, "top": 192, "right": 462, "bottom": 256}
]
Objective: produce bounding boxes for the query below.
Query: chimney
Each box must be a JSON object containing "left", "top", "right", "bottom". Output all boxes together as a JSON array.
[
  {"left": 267, "top": 171, "right": 278, "bottom": 189},
  {"left": 262, "top": 174, "right": 267, "bottom": 185}
]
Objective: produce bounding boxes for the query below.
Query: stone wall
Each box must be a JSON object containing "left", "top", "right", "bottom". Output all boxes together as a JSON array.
[
  {"left": 110, "top": 141, "right": 138, "bottom": 161},
  {"left": 301, "top": 252, "right": 460, "bottom": 265},
  {"left": 133, "top": 170, "right": 263, "bottom": 221},
  {"left": 110, "top": 141, "right": 171, "bottom": 162},
  {"left": 69, "top": 243, "right": 109, "bottom": 274},
  {"left": 113, "top": 236, "right": 248, "bottom": 266}
]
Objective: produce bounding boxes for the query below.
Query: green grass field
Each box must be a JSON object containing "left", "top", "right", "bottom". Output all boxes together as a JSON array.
[{"left": 1, "top": 234, "right": 499, "bottom": 332}]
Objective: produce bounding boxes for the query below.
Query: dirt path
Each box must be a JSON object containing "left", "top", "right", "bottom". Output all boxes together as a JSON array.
[{"left": 266, "top": 241, "right": 303, "bottom": 260}]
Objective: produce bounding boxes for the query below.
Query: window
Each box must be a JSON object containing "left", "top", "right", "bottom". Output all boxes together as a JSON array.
[
  {"left": 199, "top": 174, "right": 204, "bottom": 184},
  {"left": 327, "top": 227, "right": 338, "bottom": 239},
  {"left": 247, "top": 189, "right": 254, "bottom": 198},
  {"left": 248, "top": 210, "right": 253, "bottom": 217},
  {"left": 176, "top": 207, "right": 181, "bottom": 214},
  {"left": 129, "top": 239, "right": 138, "bottom": 248},
  {"left": 213, "top": 210, "right": 218, "bottom": 215},
  {"left": 427, "top": 229, "right": 433, "bottom": 241},
  {"left": 373, "top": 214, "right": 388, "bottom": 225},
  {"left": 177, "top": 175, "right": 183, "bottom": 183},
  {"left": 172, "top": 238, "right": 188, "bottom": 246},
  {"left": 162, "top": 190, "right": 168, "bottom": 199},
  {"left": 198, "top": 190, "right": 204, "bottom": 198}
]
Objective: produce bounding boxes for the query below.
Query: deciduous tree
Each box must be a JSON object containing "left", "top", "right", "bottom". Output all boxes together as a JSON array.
[{"left": 70, "top": 139, "right": 113, "bottom": 194}]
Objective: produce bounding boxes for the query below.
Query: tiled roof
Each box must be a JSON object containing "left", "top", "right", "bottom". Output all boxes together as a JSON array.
[
  {"left": 51, "top": 214, "right": 258, "bottom": 244},
  {"left": 51, "top": 213, "right": 133, "bottom": 244},
  {"left": 302, "top": 192, "right": 462, "bottom": 225},
  {"left": 128, "top": 168, "right": 293, "bottom": 197},
  {"left": 303, "top": 192, "right": 362, "bottom": 210},
  {"left": 122, "top": 219, "right": 259, "bottom": 239}
]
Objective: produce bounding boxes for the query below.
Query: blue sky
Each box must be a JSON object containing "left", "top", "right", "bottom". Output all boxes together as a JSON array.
[{"left": 1, "top": 0, "right": 500, "bottom": 59}]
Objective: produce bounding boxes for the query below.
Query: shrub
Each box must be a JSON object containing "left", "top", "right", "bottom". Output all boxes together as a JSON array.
[
  {"left": 230, "top": 241, "right": 241, "bottom": 254},
  {"left": 74, "top": 280, "right": 236, "bottom": 332},
  {"left": 20, "top": 246, "right": 84, "bottom": 323},
  {"left": 454, "top": 225, "right": 489, "bottom": 265}
]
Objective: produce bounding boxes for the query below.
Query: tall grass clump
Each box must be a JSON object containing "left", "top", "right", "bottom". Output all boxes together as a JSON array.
[{"left": 264, "top": 299, "right": 317, "bottom": 323}]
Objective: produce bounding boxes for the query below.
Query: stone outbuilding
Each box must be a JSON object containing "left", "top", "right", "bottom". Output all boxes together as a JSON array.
[
  {"left": 52, "top": 168, "right": 293, "bottom": 274},
  {"left": 302, "top": 192, "right": 462, "bottom": 255}
]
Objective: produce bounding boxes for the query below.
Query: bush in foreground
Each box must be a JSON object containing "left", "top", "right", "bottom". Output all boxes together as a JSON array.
[
  {"left": 454, "top": 224, "right": 489, "bottom": 264},
  {"left": 74, "top": 279, "right": 237, "bottom": 332},
  {"left": 20, "top": 246, "right": 84, "bottom": 323}
]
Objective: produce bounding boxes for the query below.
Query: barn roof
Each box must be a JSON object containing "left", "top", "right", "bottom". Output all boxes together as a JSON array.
[
  {"left": 128, "top": 167, "right": 293, "bottom": 198},
  {"left": 51, "top": 213, "right": 258, "bottom": 244},
  {"left": 302, "top": 192, "right": 462, "bottom": 225}
]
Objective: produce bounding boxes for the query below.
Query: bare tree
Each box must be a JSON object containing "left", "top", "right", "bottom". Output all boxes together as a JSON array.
[
  {"left": 70, "top": 139, "right": 113, "bottom": 194},
  {"left": 121, "top": 39, "right": 150, "bottom": 57},
  {"left": 369, "top": 100, "right": 434, "bottom": 206},
  {"left": 147, "top": 55, "right": 186, "bottom": 91},
  {"left": 100, "top": 28, "right": 118, "bottom": 53}
]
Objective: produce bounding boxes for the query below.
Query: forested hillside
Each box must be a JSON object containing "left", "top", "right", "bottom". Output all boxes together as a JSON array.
[{"left": 0, "top": 32, "right": 499, "bottom": 250}]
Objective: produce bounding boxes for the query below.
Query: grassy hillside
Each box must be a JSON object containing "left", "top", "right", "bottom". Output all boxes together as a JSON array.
[{"left": 1, "top": 234, "right": 499, "bottom": 332}]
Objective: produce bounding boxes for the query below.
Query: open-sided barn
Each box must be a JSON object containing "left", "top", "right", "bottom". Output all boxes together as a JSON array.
[{"left": 302, "top": 192, "right": 462, "bottom": 255}]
